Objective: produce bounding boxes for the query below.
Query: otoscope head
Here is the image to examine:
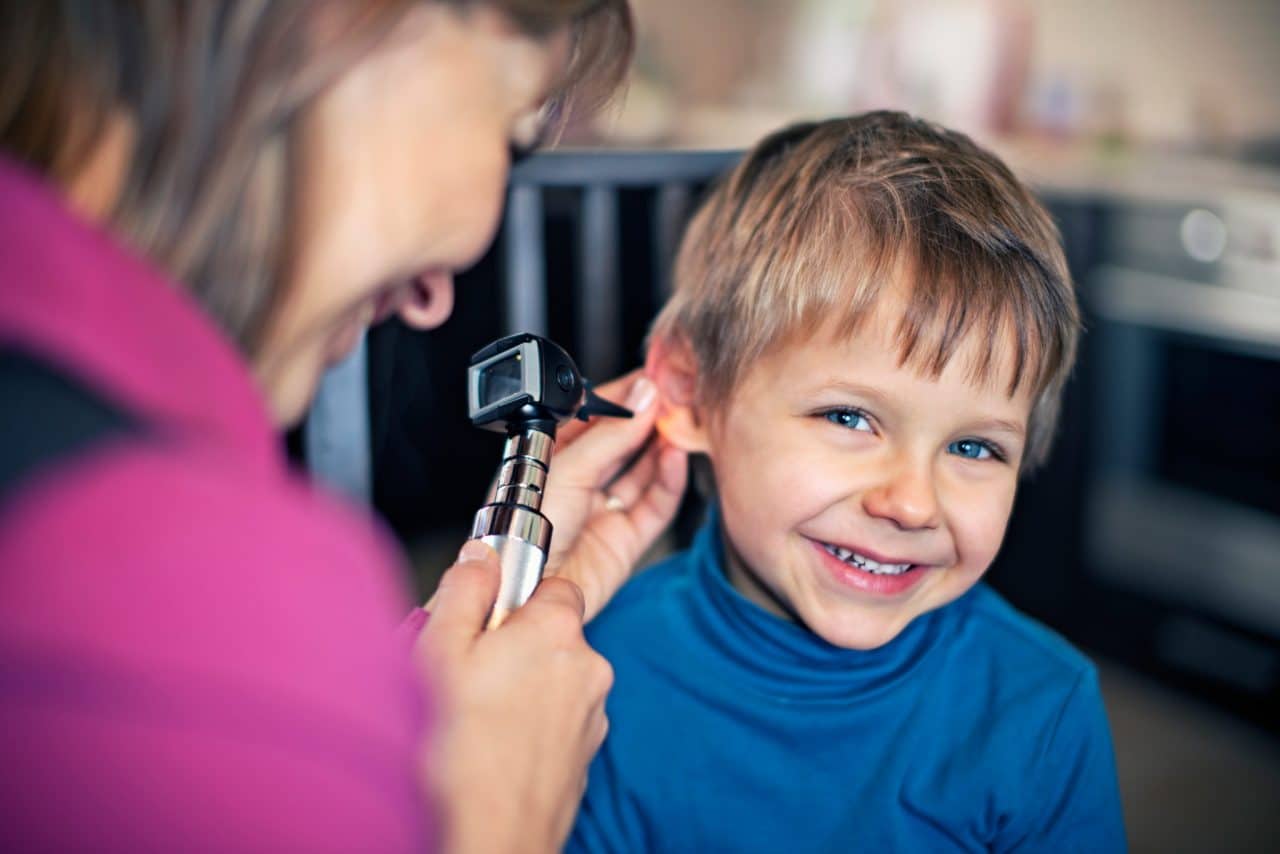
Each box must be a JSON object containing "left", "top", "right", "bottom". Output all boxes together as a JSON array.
[
  {"left": 467, "top": 333, "right": 633, "bottom": 436},
  {"left": 466, "top": 332, "right": 629, "bottom": 630}
]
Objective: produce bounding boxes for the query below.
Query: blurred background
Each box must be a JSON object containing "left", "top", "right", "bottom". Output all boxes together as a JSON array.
[{"left": 301, "top": 1, "right": 1280, "bottom": 850}]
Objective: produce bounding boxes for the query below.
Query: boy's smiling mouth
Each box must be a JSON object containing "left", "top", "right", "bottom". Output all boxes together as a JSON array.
[
  {"left": 819, "top": 541, "right": 913, "bottom": 576},
  {"left": 805, "top": 536, "right": 938, "bottom": 598}
]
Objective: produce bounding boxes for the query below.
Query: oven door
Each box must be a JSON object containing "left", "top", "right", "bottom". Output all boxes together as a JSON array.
[{"left": 1084, "top": 265, "right": 1280, "bottom": 695}]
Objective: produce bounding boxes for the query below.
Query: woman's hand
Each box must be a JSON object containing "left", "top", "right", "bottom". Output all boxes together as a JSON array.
[
  {"left": 415, "top": 374, "right": 685, "bottom": 850},
  {"left": 418, "top": 542, "right": 611, "bottom": 853},
  {"left": 539, "top": 372, "right": 688, "bottom": 622}
]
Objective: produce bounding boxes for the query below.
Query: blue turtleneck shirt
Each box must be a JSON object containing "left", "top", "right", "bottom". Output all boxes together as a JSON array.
[{"left": 569, "top": 514, "right": 1126, "bottom": 852}]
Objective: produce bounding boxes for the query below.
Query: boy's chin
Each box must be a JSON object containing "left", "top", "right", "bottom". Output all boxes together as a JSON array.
[{"left": 801, "top": 605, "right": 918, "bottom": 651}]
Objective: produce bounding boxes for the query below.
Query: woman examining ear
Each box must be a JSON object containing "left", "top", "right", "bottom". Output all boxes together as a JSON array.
[{"left": 0, "top": 2, "right": 686, "bottom": 850}]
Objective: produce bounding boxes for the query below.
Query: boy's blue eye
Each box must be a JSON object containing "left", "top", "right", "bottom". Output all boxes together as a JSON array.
[
  {"left": 948, "top": 439, "right": 999, "bottom": 461},
  {"left": 824, "top": 409, "right": 872, "bottom": 432}
]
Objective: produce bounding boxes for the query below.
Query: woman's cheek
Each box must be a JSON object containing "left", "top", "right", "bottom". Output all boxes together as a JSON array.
[{"left": 443, "top": 141, "right": 510, "bottom": 269}]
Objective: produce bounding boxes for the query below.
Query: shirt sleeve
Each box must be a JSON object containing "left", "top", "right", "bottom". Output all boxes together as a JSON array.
[{"left": 1004, "top": 668, "right": 1128, "bottom": 853}]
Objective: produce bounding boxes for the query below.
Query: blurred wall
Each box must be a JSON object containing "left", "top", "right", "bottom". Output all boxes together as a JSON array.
[
  {"left": 1029, "top": 0, "right": 1280, "bottom": 144},
  {"left": 614, "top": 0, "right": 1280, "bottom": 148}
]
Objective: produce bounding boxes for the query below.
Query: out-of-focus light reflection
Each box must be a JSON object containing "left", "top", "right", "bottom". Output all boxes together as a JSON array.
[{"left": 1181, "top": 208, "right": 1229, "bottom": 263}]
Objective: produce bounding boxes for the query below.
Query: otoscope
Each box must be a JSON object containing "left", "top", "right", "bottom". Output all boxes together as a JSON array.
[{"left": 466, "top": 333, "right": 633, "bottom": 629}]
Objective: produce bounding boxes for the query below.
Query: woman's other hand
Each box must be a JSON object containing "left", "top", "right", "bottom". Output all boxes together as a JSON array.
[
  {"left": 540, "top": 372, "right": 688, "bottom": 622},
  {"left": 419, "top": 541, "right": 610, "bottom": 853}
]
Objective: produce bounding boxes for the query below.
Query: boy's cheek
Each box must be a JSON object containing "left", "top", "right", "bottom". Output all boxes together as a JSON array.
[
  {"left": 952, "top": 506, "right": 1015, "bottom": 577},
  {"left": 940, "top": 471, "right": 1018, "bottom": 544},
  {"left": 717, "top": 445, "right": 842, "bottom": 504}
]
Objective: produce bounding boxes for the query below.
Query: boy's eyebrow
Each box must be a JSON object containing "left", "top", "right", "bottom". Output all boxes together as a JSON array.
[
  {"left": 964, "top": 418, "right": 1027, "bottom": 438},
  {"left": 812, "top": 380, "right": 894, "bottom": 411}
]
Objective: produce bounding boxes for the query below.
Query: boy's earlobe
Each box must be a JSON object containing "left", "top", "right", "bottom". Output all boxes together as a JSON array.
[{"left": 645, "top": 335, "right": 712, "bottom": 454}]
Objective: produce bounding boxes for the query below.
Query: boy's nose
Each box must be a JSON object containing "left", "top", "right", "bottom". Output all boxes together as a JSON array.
[{"left": 862, "top": 456, "right": 941, "bottom": 531}]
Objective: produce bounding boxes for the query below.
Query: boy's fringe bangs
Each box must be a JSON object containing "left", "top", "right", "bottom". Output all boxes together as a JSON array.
[{"left": 653, "top": 113, "right": 1079, "bottom": 469}]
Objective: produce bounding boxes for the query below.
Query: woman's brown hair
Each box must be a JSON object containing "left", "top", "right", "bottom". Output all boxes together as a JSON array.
[{"left": 0, "top": 0, "right": 632, "bottom": 352}]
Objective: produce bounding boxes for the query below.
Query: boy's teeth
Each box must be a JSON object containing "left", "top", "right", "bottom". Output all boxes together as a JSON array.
[{"left": 822, "top": 542, "right": 912, "bottom": 575}]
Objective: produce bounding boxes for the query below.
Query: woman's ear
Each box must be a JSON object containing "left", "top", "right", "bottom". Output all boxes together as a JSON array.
[{"left": 645, "top": 334, "right": 712, "bottom": 454}]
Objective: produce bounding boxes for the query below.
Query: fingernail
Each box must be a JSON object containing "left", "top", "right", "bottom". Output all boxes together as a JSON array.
[
  {"left": 627, "top": 377, "right": 656, "bottom": 411},
  {"left": 457, "top": 540, "right": 492, "bottom": 564}
]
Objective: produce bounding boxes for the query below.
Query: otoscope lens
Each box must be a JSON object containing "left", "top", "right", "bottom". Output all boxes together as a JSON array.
[{"left": 479, "top": 353, "right": 524, "bottom": 406}]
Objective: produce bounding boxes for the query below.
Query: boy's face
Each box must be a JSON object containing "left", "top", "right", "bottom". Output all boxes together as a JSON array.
[{"left": 694, "top": 299, "right": 1034, "bottom": 650}]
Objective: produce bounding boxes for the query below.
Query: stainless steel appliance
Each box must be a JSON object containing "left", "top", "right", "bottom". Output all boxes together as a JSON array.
[{"left": 1082, "top": 196, "right": 1280, "bottom": 701}]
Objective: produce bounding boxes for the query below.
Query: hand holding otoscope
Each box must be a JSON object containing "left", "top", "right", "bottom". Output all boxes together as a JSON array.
[
  {"left": 465, "top": 333, "right": 637, "bottom": 628},
  {"left": 419, "top": 334, "right": 688, "bottom": 851}
]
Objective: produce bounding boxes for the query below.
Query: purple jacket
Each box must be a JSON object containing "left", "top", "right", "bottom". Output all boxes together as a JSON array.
[{"left": 0, "top": 158, "right": 434, "bottom": 851}]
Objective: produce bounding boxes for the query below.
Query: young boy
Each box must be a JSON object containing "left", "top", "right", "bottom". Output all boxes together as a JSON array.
[{"left": 568, "top": 112, "right": 1126, "bottom": 852}]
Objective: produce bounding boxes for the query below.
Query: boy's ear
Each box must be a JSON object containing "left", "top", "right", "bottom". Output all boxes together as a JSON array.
[{"left": 645, "top": 334, "right": 712, "bottom": 454}]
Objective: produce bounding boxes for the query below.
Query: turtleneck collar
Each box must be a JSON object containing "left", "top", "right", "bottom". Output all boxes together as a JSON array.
[{"left": 677, "top": 508, "right": 952, "bottom": 703}]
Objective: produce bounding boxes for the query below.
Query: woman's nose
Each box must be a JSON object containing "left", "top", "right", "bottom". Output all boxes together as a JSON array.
[{"left": 861, "top": 456, "right": 941, "bottom": 531}]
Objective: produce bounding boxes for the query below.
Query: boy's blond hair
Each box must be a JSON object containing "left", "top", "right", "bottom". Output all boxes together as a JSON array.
[{"left": 651, "top": 112, "right": 1079, "bottom": 470}]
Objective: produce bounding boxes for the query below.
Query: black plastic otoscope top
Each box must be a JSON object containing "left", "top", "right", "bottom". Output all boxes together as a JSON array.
[{"left": 467, "top": 332, "right": 633, "bottom": 436}]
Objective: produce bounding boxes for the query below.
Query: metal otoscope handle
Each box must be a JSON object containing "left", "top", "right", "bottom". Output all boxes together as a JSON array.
[
  {"left": 469, "top": 427, "right": 555, "bottom": 629},
  {"left": 465, "top": 333, "right": 633, "bottom": 628}
]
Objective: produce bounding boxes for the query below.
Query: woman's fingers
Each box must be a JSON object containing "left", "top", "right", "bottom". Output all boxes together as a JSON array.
[
  {"left": 595, "top": 446, "right": 687, "bottom": 559},
  {"left": 513, "top": 575, "right": 587, "bottom": 628},
  {"left": 554, "top": 370, "right": 641, "bottom": 447},
  {"left": 417, "top": 541, "right": 501, "bottom": 664},
  {"left": 625, "top": 445, "right": 688, "bottom": 540},
  {"left": 597, "top": 439, "right": 660, "bottom": 511},
  {"left": 550, "top": 377, "right": 659, "bottom": 492},
  {"left": 424, "top": 562, "right": 613, "bottom": 854},
  {"left": 539, "top": 374, "right": 662, "bottom": 569},
  {"left": 553, "top": 444, "right": 688, "bottom": 621},
  {"left": 532, "top": 367, "right": 689, "bottom": 622}
]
